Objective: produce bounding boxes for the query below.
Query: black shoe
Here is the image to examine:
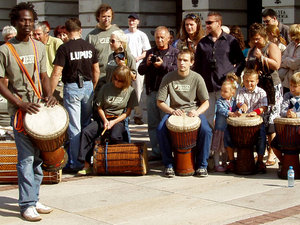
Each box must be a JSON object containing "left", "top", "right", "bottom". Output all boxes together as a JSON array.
[
  {"left": 195, "top": 168, "right": 208, "bottom": 177},
  {"left": 164, "top": 167, "right": 175, "bottom": 178},
  {"left": 255, "top": 161, "right": 266, "bottom": 174},
  {"left": 134, "top": 117, "right": 144, "bottom": 125},
  {"left": 148, "top": 154, "right": 162, "bottom": 161}
]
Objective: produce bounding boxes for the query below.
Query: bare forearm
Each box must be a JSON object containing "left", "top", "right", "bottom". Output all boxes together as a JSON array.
[
  {"left": 157, "top": 100, "right": 174, "bottom": 114},
  {"left": 92, "top": 63, "right": 100, "bottom": 89},
  {"left": 196, "top": 100, "right": 209, "bottom": 115},
  {"left": 50, "top": 66, "right": 63, "bottom": 94}
]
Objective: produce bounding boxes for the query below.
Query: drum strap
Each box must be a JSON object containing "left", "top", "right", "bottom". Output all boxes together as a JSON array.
[{"left": 6, "top": 39, "right": 42, "bottom": 133}]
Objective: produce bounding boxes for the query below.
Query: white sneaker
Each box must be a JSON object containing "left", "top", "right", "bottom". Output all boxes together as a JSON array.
[
  {"left": 36, "top": 202, "right": 53, "bottom": 214},
  {"left": 22, "top": 206, "right": 42, "bottom": 221}
]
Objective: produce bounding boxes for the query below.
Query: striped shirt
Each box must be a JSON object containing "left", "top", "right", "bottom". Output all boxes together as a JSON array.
[{"left": 236, "top": 86, "right": 268, "bottom": 113}]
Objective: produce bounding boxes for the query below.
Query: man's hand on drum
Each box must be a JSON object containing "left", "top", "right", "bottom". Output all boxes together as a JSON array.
[
  {"left": 44, "top": 95, "right": 58, "bottom": 107},
  {"left": 287, "top": 109, "right": 297, "bottom": 118},
  {"left": 187, "top": 109, "right": 199, "bottom": 117},
  {"left": 19, "top": 102, "right": 40, "bottom": 115},
  {"left": 172, "top": 109, "right": 185, "bottom": 116}
]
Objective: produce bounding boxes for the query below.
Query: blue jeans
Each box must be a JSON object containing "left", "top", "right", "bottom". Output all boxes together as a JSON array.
[
  {"left": 147, "top": 92, "right": 165, "bottom": 156},
  {"left": 257, "top": 124, "right": 267, "bottom": 156},
  {"left": 157, "top": 114, "right": 213, "bottom": 169},
  {"left": 64, "top": 81, "right": 93, "bottom": 169},
  {"left": 12, "top": 117, "right": 43, "bottom": 213}
]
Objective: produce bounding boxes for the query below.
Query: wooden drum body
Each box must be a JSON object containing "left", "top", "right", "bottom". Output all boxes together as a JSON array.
[
  {"left": 24, "top": 103, "right": 69, "bottom": 152},
  {"left": 227, "top": 115, "right": 263, "bottom": 175},
  {"left": 0, "top": 141, "right": 62, "bottom": 184},
  {"left": 274, "top": 117, "right": 300, "bottom": 179},
  {"left": 93, "top": 142, "right": 149, "bottom": 175},
  {"left": 166, "top": 115, "right": 201, "bottom": 176},
  {"left": 40, "top": 147, "right": 68, "bottom": 172}
]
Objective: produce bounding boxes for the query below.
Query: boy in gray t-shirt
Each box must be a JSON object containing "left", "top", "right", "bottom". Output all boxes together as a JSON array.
[{"left": 156, "top": 49, "right": 212, "bottom": 178}]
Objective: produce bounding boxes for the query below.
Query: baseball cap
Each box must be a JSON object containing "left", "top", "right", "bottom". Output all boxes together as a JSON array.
[{"left": 128, "top": 13, "right": 139, "bottom": 20}]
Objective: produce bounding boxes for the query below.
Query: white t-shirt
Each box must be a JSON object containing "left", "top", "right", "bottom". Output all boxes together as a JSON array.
[{"left": 124, "top": 29, "right": 151, "bottom": 66}]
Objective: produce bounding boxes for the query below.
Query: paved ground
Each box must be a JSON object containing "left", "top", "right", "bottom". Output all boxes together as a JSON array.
[{"left": 1, "top": 110, "right": 300, "bottom": 224}]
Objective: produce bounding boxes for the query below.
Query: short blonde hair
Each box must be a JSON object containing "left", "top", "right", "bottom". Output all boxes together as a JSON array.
[
  {"left": 111, "top": 30, "right": 127, "bottom": 51},
  {"left": 290, "top": 72, "right": 300, "bottom": 85},
  {"left": 289, "top": 24, "right": 300, "bottom": 42},
  {"left": 243, "top": 69, "right": 259, "bottom": 80}
]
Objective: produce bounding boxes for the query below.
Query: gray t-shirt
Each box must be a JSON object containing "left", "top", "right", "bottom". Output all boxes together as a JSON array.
[
  {"left": 0, "top": 38, "right": 47, "bottom": 116},
  {"left": 86, "top": 24, "right": 121, "bottom": 78},
  {"left": 157, "top": 70, "right": 209, "bottom": 112},
  {"left": 95, "top": 82, "right": 138, "bottom": 116}
]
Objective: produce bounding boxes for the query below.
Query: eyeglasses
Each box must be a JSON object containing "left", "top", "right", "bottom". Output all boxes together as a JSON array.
[
  {"left": 263, "top": 19, "right": 271, "bottom": 24},
  {"left": 109, "top": 39, "right": 119, "bottom": 44},
  {"left": 205, "top": 21, "right": 217, "bottom": 25},
  {"left": 185, "top": 13, "right": 198, "bottom": 20}
]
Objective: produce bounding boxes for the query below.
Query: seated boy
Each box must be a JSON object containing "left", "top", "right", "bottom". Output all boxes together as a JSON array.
[
  {"left": 272, "top": 72, "right": 300, "bottom": 165},
  {"left": 227, "top": 69, "right": 268, "bottom": 173},
  {"left": 156, "top": 49, "right": 212, "bottom": 178}
]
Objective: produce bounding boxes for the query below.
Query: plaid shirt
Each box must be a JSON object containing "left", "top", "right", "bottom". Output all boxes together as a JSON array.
[{"left": 236, "top": 86, "right": 268, "bottom": 113}]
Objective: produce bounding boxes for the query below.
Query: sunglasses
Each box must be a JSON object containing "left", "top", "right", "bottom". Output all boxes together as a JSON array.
[
  {"left": 263, "top": 19, "right": 271, "bottom": 24},
  {"left": 185, "top": 13, "right": 198, "bottom": 20},
  {"left": 205, "top": 21, "right": 217, "bottom": 25},
  {"left": 109, "top": 39, "right": 119, "bottom": 44}
]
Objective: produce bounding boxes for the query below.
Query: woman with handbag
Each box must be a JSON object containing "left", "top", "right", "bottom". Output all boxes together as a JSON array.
[{"left": 246, "top": 23, "right": 283, "bottom": 167}]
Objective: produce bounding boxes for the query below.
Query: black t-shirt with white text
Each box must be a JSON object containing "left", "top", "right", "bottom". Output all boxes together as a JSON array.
[{"left": 53, "top": 38, "right": 98, "bottom": 83}]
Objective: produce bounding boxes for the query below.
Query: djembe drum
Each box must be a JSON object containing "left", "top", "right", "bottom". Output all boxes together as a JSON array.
[
  {"left": 24, "top": 103, "right": 69, "bottom": 151},
  {"left": 0, "top": 141, "right": 62, "bottom": 184},
  {"left": 274, "top": 117, "right": 300, "bottom": 179},
  {"left": 24, "top": 103, "right": 69, "bottom": 171},
  {"left": 93, "top": 142, "right": 148, "bottom": 175},
  {"left": 227, "top": 115, "right": 263, "bottom": 175},
  {"left": 166, "top": 115, "right": 201, "bottom": 176}
]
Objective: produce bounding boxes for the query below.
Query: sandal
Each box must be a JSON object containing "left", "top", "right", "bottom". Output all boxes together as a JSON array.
[{"left": 265, "top": 159, "right": 276, "bottom": 166}]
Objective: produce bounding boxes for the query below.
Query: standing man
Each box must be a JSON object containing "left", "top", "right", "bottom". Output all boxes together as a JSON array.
[
  {"left": 262, "top": 8, "right": 290, "bottom": 44},
  {"left": 50, "top": 18, "right": 100, "bottom": 172},
  {"left": 138, "top": 26, "right": 179, "bottom": 160},
  {"left": 194, "top": 12, "right": 245, "bottom": 127},
  {"left": 157, "top": 49, "right": 212, "bottom": 177},
  {"left": 33, "top": 21, "right": 63, "bottom": 77},
  {"left": 33, "top": 21, "right": 64, "bottom": 103},
  {"left": 0, "top": 2, "right": 56, "bottom": 221},
  {"left": 124, "top": 13, "right": 151, "bottom": 125},
  {"left": 86, "top": 3, "right": 121, "bottom": 91}
]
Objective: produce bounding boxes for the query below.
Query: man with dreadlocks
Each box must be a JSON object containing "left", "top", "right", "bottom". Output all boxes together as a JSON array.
[{"left": 0, "top": 2, "right": 57, "bottom": 221}]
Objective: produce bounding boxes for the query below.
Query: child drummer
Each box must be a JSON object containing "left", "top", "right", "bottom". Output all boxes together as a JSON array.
[
  {"left": 227, "top": 69, "right": 268, "bottom": 173},
  {"left": 271, "top": 72, "right": 300, "bottom": 165},
  {"left": 156, "top": 49, "right": 212, "bottom": 178}
]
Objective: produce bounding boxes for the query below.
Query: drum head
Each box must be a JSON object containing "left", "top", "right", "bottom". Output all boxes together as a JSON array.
[
  {"left": 166, "top": 115, "right": 201, "bottom": 132},
  {"left": 24, "top": 104, "right": 69, "bottom": 140},
  {"left": 227, "top": 114, "right": 263, "bottom": 127},
  {"left": 274, "top": 117, "right": 300, "bottom": 125}
]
